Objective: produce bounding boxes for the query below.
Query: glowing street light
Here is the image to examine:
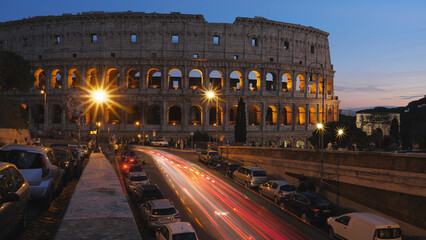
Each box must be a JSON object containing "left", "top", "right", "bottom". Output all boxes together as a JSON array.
[
  {"left": 205, "top": 89, "right": 219, "bottom": 148},
  {"left": 92, "top": 89, "right": 108, "bottom": 103},
  {"left": 40, "top": 90, "right": 47, "bottom": 131}
]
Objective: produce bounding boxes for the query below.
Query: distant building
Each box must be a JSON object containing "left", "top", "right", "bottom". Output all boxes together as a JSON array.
[
  {"left": 339, "top": 109, "right": 356, "bottom": 117},
  {"left": 356, "top": 108, "right": 400, "bottom": 136}
]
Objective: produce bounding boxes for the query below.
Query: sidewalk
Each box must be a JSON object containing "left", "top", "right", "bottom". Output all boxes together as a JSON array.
[{"left": 55, "top": 153, "right": 141, "bottom": 240}]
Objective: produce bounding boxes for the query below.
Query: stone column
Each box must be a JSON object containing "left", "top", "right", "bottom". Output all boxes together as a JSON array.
[{"left": 161, "top": 66, "right": 167, "bottom": 91}]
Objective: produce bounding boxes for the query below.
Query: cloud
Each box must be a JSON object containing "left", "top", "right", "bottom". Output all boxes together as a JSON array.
[
  {"left": 335, "top": 84, "right": 385, "bottom": 93},
  {"left": 399, "top": 95, "right": 424, "bottom": 100}
]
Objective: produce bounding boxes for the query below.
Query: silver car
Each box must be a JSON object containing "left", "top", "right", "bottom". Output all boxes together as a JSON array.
[
  {"left": 126, "top": 172, "right": 150, "bottom": 190},
  {"left": 0, "top": 145, "right": 63, "bottom": 207},
  {"left": 259, "top": 180, "right": 296, "bottom": 204},
  {"left": 233, "top": 166, "right": 267, "bottom": 188},
  {"left": 140, "top": 199, "right": 181, "bottom": 230}
]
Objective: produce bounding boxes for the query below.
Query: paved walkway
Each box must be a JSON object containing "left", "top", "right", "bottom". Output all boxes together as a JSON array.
[{"left": 55, "top": 153, "right": 141, "bottom": 240}]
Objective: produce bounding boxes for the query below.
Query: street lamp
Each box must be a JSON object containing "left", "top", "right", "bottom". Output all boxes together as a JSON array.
[
  {"left": 40, "top": 90, "right": 47, "bottom": 131},
  {"left": 316, "top": 122, "right": 325, "bottom": 189},
  {"left": 336, "top": 128, "right": 345, "bottom": 149},
  {"left": 206, "top": 89, "right": 219, "bottom": 149}
]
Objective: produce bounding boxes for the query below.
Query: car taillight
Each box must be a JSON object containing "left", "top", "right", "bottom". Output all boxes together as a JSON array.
[
  {"left": 310, "top": 207, "right": 320, "bottom": 212},
  {"left": 42, "top": 159, "right": 49, "bottom": 178},
  {"left": 129, "top": 158, "right": 135, "bottom": 163},
  {"left": 149, "top": 216, "right": 157, "bottom": 221},
  {"left": 122, "top": 164, "right": 129, "bottom": 170},
  {"left": 175, "top": 213, "right": 180, "bottom": 219}
]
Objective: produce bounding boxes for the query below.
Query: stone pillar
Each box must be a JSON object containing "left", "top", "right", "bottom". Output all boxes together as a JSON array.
[
  {"left": 140, "top": 66, "right": 147, "bottom": 90},
  {"left": 161, "top": 66, "right": 167, "bottom": 91},
  {"left": 242, "top": 68, "right": 249, "bottom": 93},
  {"left": 162, "top": 101, "right": 168, "bottom": 130},
  {"left": 63, "top": 67, "right": 69, "bottom": 90}
]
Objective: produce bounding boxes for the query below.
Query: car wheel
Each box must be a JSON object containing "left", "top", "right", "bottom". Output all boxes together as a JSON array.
[
  {"left": 19, "top": 203, "right": 29, "bottom": 231},
  {"left": 43, "top": 189, "right": 53, "bottom": 209},
  {"left": 301, "top": 213, "right": 310, "bottom": 223},
  {"left": 328, "top": 227, "right": 335, "bottom": 239},
  {"left": 274, "top": 196, "right": 279, "bottom": 204},
  {"left": 259, "top": 189, "right": 263, "bottom": 196}
]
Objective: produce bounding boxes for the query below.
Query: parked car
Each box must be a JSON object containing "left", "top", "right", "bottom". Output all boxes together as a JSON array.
[
  {"left": 327, "top": 212, "right": 402, "bottom": 240},
  {"left": 126, "top": 172, "right": 150, "bottom": 190},
  {"left": 121, "top": 151, "right": 137, "bottom": 163},
  {"left": 151, "top": 139, "right": 169, "bottom": 147},
  {"left": 69, "top": 144, "right": 84, "bottom": 160},
  {"left": 81, "top": 145, "right": 89, "bottom": 159},
  {"left": 0, "top": 162, "right": 30, "bottom": 238},
  {"left": 140, "top": 199, "right": 181, "bottom": 230},
  {"left": 216, "top": 162, "right": 240, "bottom": 178},
  {"left": 232, "top": 166, "right": 267, "bottom": 188},
  {"left": 68, "top": 146, "right": 82, "bottom": 178},
  {"left": 199, "top": 150, "right": 221, "bottom": 165},
  {"left": 156, "top": 222, "right": 199, "bottom": 240},
  {"left": 52, "top": 147, "right": 75, "bottom": 184},
  {"left": 280, "top": 192, "right": 332, "bottom": 223},
  {"left": 0, "top": 145, "right": 63, "bottom": 207},
  {"left": 259, "top": 180, "right": 296, "bottom": 204},
  {"left": 49, "top": 143, "right": 69, "bottom": 148},
  {"left": 130, "top": 184, "right": 164, "bottom": 206}
]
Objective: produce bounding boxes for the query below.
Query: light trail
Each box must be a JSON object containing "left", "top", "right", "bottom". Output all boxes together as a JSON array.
[{"left": 137, "top": 148, "right": 314, "bottom": 240}]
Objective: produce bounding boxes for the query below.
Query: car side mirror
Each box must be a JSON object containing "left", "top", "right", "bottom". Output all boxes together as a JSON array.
[{"left": 3, "top": 192, "right": 19, "bottom": 203}]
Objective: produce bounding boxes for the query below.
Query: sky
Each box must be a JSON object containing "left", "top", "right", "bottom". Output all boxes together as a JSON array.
[{"left": 1, "top": 0, "right": 426, "bottom": 109}]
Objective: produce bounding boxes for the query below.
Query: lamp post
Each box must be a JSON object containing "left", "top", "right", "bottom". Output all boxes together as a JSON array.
[
  {"left": 337, "top": 128, "right": 345, "bottom": 149},
  {"left": 316, "top": 122, "right": 324, "bottom": 188},
  {"left": 206, "top": 90, "right": 219, "bottom": 149},
  {"left": 90, "top": 89, "right": 109, "bottom": 152},
  {"left": 135, "top": 121, "right": 141, "bottom": 144},
  {"left": 40, "top": 90, "right": 47, "bottom": 132}
]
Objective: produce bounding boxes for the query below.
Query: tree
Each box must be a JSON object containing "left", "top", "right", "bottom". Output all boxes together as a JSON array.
[
  {"left": 234, "top": 97, "right": 247, "bottom": 143},
  {"left": 389, "top": 117, "right": 399, "bottom": 143},
  {"left": 0, "top": 95, "right": 28, "bottom": 129},
  {"left": 0, "top": 51, "right": 35, "bottom": 91}
]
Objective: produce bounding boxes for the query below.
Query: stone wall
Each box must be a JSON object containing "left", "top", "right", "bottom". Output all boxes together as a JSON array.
[{"left": 0, "top": 128, "right": 31, "bottom": 146}]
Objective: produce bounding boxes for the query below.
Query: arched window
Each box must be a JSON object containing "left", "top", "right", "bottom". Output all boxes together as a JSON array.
[
  {"left": 106, "top": 106, "right": 120, "bottom": 124},
  {"left": 319, "top": 108, "right": 325, "bottom": 123},
  {"left": 189, "top": 105, "right": 202, "bottom": 125},
  {"left": 334, "top": 107, "right": 338, "bottom": 121},
  {"left": 209, "top": 70, "right": 223, "bottom": 90},
  {"left": 68, "top": 69, "right": 81, "bottom": 88},
  {"left": 328, "top": 108, "right": 333, "bottom": 123},
  {"left": 248, "top": 71, "right": 260, "bottom": 91},
  {"left": 147, "top": 68, "right": 161, "bottom": 89},
  {"left": 248, "top": 105, "right": 261, "bottom": 125},
  {"left": 297, "top": 74, "right": 305, "bottom": 93},
  {"left": 309, "top": 107, "right": 316, "bottom": 124},
  {"left": 229, "top": 105, "right": 238, "bottom": 125},
  {"left": 282, "top": 73, "right": 292, "bottom": 92},
  {"left": 319, "top": 77, "right": 324, "bottom": 94},
  {"left": 230, "top": 71, "right": 242, "bottom": 91},
  {"left": 327, "top": 78, "right": 333, "bottom": 95},
  {"left": 34, "top": 69, "right": 46, "bottom": 89},
  {"left": 51, "top": 69, "right": 63, "bottom": 89},
  {"left": 265, "top": 73, "right": 275, "bottom": 91},
  {"left": 168, "top": 105, "right": 181, "bottom": 125},
  {"left": 107, "top": 68, "right": 119, "bottom": 88},
  {"left": 265, "top": 106, "right": 277, "bottom": 125},
  {"left": 53, "top": 105, "right": 62, "bottom": 124},
  {"left": 282, "top": 106, "right": 292, "bottom": 125},
  {"left": 209, "top": 106, "right": 223, "bottom": 125},
  {"left": 309, "top": 75, "right": 316, "bottom": 94},
  {"left": 148, "top": 105, "right": 161, "bottom": 124},
  {"left": 297, "top": 107, "right": 306, "bottom": 125},
  {"left": 169, "top": 69, "right": 182, "bottom": 89},
  {"left": 127, "top": 104, "right": 139, "bottom": 124},
  {"left": 87, "top": 68, "right": 99, "bottom": 87},
  {"left": 189, "top": 69, "right": 203, "bottom": 89},
  {"left": 127, "top": 68, "right": 140, "bottom": 89}
]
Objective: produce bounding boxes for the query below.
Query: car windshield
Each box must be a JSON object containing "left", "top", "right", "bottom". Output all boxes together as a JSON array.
[
  {"left": 375, "top": 228, "right": 401, "bottom": 239},
  {"left": 0, "top": 150, "right": 43, "bottom": 169},
  {"left": 142, "top": 190, "right": 163, "bottom": 199},
  {"left": 280, "top": 184, "right": 296, "bottom": 192},
  {"left": 310, "top": 195, "right": 329, "bottom": 206},
  {"left": 130, "top": 176, "right": 148, "bottom": 181},
  {"left": 54, "top": 151, "right": 68, "bottom": 160},
  {"left": 152, "top": 207, "right": 177, "bottom": 215},
  {"left": 253, "top": 170, "right": 266, "bottom": 177},
  {"left": 172, "top": 232, "right": 197, "bottom": 240},
  {"left": 129, "top": 166, "right": 143, "bottom": 172}
]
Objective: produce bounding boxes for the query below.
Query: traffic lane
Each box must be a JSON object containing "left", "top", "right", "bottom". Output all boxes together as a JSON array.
[
  {"left": 132, "top": 148, "right": 214, "bottom": 240},
  {"left": 135, "top": 147, "right": 329, "bottom": 240}
]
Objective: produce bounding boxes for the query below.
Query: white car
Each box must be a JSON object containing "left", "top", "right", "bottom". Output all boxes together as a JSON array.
[
  {"left": 259, "top": 180, "right": 296, "bottom": 204},
  {"left": 156, "top": 222, "right": 199, "bottom": 240},
  {"left": 151, "top": 139, "right": 169, "bottom": 147},
  {"left": 140, "top": 199, "right": 181, "bottom": 230},
  {"left": 126, "top": 172, "right": 150, "bottom": 190}
]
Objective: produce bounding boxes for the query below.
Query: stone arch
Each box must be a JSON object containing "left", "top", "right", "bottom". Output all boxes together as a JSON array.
[
  {"left": 229, "top": 105, "right": 238, "bottom": 125},
  {"left": 127, "top": 68, "right": 140, "bottom": 89},
  {"left": 266, "top": 106, "right": 277, "bottom": 125},
  {"left": 52, "top": 104, "right": 62, "bottom": 124},
  {"left": 319, "top": 77, "right": 324, "bottom": 94},
  {"left": 169, "top": 68, "right": 182, "bottom": 89},
  {"left": 189, "top": 69, "right": 203, "bottom": 89},
  {"left": 283, "top": 140, "right": 292, "bottom": 148},
  {"left": 68, "top": 69, "right": 81, "bottom": 88},
  {"left": 328, "top": 107, "right": 333, "bottom": 122},
  {"left": 281, "top": 73, "right": 292, "bottom": 92},
  {"left": 266, "top": 139, "right": 278, "bottom": 147},
  {"left": 147, "top": 104, "right": 161, "bottom": 124},
  {"left": 309, "top": 75, "right": 316, "bottom": 93},
  {"left": 106, "top": 106, "right": 120, "bottom": 124},
  {"left": 319, "top": 107, "right": 325, "bottom": 123},
  {"left": 309, "top": 107, "right": 316, "bottom": 125},
  {"left": 168, "top": 105, "right": 182, "bottom": 125},
  {"left": 296, "top": 74, "right": 305, "bottom": 93},
  {"left": 127, "top": 104, "right": 139, "bottom": 124},
  {"left": 296, "top": 140, "right": 305, "bottom": 148},
  {"left": 106, "top": 68, "right": 119, "bottom": 88},
  {"left": 265, "top": 72, "right": 276, "bottom": 91},
  {"left": 327, "top": 78, "right": 333, "bottom": 95},
  {"left": 230, "top": 71, "right": 242, "bottom": 91},
  {"left": 334, "top": 107, "right": 338, "bottom": 121},
  {"left": 189, "top": 105, "right": 202, "bottom": 125},
  {"left": 248, "top": 105, "right": 261, "bottom": 125},
  {"left": 248, "top": 71, "right": 260, "bottom": 91},
  {"left": 51, "top": 69, "right": 63, "bottom": 89},
  {"left": 147, "top": 68, "right": 161, "bottom": 89},
  {"left": 209, "top": 105, "right": 223, "bottom": 125},
  {"left": 209, "top": 70, "right": 223, "bottom": 90},
  {"left": 282, "top": 106, "right": 292, "bottom": 125},
  {"left": 87, "top": 68, "right": 99, "bottom": 88},
  {"left": 297, "top": 107, "right": 306, "bottom": 125},
  {"left": 34, "top": 69, "right": 46, "bottom": 89}
]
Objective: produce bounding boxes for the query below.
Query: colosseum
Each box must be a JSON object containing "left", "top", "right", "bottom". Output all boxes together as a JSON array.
[{"left": 0, "top": 11, "right": 339, "bottom": 147}]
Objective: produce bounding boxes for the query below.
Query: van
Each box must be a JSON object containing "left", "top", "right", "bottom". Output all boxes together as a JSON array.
[
  {"left": 232, "top": 166, "right": 267, "bottom": 188},
  {"left": 327, "top": 212, "right": 402, "bottom": 240}
]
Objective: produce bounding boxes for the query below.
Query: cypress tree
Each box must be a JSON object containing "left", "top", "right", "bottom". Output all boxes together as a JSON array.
[{"left": 235, "top": 97, "right": 247, "bottom": 143}]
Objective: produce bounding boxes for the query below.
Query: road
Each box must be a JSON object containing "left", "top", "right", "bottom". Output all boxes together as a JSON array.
[{"left": 130, "top": 146, "right": 329, "bottom": 240}]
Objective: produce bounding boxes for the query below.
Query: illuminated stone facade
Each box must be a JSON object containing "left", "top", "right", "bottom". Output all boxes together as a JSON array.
[{"left": 0, "top": 12, "right": 339, "bottom": 146}]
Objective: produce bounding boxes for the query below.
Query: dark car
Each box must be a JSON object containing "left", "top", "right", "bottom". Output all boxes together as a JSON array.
[
  {"left": 121, "top": 151, "right": 137, "bottom": 162},
  {"left": 52, "top": 147, "right": 75, "bottom": 185},
  {"left": 129, "top": 184, "right": 164, "bottom": 206},
  {"left": 216, "top": 162, "right": 241, "bottom": 178},
  {"left": 280, "top": 192, "right": 332, "bottom": 224},
  {"left": 0, "top": 162, "right": 30, "bottom": 239},
  {"left": 69, "top": 146, "right": 82, "bottom": 178},
  {"left": 50, "top": 143, "right": 70, "bottom": 148}
]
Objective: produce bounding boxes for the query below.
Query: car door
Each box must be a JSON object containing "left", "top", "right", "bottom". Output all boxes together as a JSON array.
[
  {"left": 333, "top": 216, "right": 351, "bottom": 238},
  {"left": 47, "top": 151, "right": 62, "bottom": 191},
  {"left": 0, "top": 168, "right": 19, "bottom": 235},
  {"left": 269, "top": 182, "right": 279, "bottom": 199}
]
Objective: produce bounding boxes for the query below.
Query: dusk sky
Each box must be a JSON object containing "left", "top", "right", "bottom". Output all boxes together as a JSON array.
[{"left": 1, "top": 0, "right": 425, "bottom": 109}]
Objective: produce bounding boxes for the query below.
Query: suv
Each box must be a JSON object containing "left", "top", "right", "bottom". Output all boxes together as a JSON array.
[
  {"left": 0, "top": 162, "right": 30, "bottom": 238},
  {"left": 0, "top": 145, "right": 63, "bottom": 207},
  {"left": 140, "top": 199, "right": 181, "bottom": 230},
  {"left": 233, "top": 166, "right": 267, "bottom": 188},
  {"left": 130, "top": 184, "right": 164, "bottom": 206},
  {"left": 259, "top": 180, "right": 296, "bottom": 204},
  {"left": 156, "top": 222, "right": 199, "bottom": 240},
  {"left": 280, "top": 192, "right": 332, "bottom": 223},
  {"left": 199, "top": 150, "right": 221, "bottom": 165}
]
